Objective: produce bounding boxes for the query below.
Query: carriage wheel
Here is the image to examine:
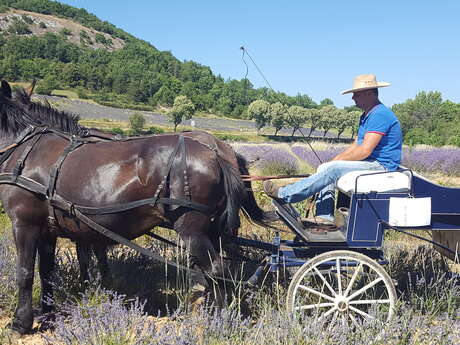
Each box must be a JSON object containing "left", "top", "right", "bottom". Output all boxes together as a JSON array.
[{"left": 286, "top": 250, "right": 396, "bottom": 328}]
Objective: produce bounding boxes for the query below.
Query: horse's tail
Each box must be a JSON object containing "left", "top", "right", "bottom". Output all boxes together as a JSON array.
[
  {"left": 216, "top": 155, "right": 246, "bottom": 236},
  {"left": 236, "top": 153, "right": 272, "bottom": 223}
]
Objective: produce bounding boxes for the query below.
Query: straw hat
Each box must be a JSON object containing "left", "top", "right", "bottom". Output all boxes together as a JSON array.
[{"left": 341, "top": 74, "right": 390, "bottom": 95}]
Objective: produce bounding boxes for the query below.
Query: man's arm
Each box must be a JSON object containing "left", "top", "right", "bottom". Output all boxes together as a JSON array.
[{"left": 332, "top": 132, "right": 383, "bottom": 161}]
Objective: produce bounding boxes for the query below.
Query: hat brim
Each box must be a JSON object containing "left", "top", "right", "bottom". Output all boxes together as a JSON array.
[{"left": 341, "top": 82, "right": 390, "bottom": 95}]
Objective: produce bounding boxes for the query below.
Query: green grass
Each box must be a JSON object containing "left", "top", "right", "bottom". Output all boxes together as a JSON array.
[{"left": 51, "top": 89, "right": 80, "bottom": 99}]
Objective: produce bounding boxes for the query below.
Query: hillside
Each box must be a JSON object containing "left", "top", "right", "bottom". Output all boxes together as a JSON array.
[
  {"left": 0, "top": 9, "right": 125, "bottom": 50},
  {"left": 0, "top": 0, "right": 317, "bottom": 119}
]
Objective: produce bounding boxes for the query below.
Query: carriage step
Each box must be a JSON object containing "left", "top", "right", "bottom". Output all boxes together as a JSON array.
[{"left": 272, "top": 199, "right": 347, "bottom": 243}]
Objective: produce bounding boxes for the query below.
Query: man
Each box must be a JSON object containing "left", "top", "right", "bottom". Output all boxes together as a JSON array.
[{"left": 263, "top": 74, "right": 402, "bottom": 223}]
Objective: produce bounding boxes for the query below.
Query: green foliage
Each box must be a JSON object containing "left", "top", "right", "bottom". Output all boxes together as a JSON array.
[
  {"left": 167, "top": 95, "right": 195, "bottom": 132},
  {"left": 21, "top": 14, "right": 33, "bottom": 24},
  {"left": 128, "top": 112, "right": 146, "bottom": 134},
  {"left": 95, "top": 32, "right": 112, "bottom": 46},
  {"left": 110, "top": 127, "right": 124, "bottom": 135},
  {"left": 392, "top": 91, "right": 460, "bottom": 146},
  {"left": 59, "top": 27, "right": 72, "bottom": 36},
  {"left": 146, "top": 126, "right": 164, "bottom": 135},
  {"left": 286, "top": 105, "right": 308, "bottom": 136},
  {"left": 306, "top": 108, "right": 322, "bottom": 137},
  {"left": 74, "top": 86, "right": 89, "bottom": 99},
  {"left": 347, "top": 110, "right": 361, "bottom": 139},
  {"left": 35, "top": 74, "right": 58, "bottom": 95},
  {"left": 319, "top": 98, "right": 334, "bottom": 107},
  {"left": 214, "top": 133, "right": 249, "bottom": 142},
  {"left": 268, "top": 102, "right": 287, "bottom": 135},
  {"left": 317, "top": 105, "right": 339, "bottom": 137},
  {"left": 247, "top": 99, "right": 271, "bottom": 133},
  {"left": 38, "top": 21, "right": 46, "bottom": 28},
  {"left": 0, "top": 4, "right": 9, "bottom": 12},
  {"left": 6, "top": 17, "right": 31, "bottom": 35},
  {"left": 79, "top": 29, "right": 92, "bottom": 44}
]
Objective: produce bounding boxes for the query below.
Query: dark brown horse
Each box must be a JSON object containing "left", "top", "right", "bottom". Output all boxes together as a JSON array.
[{"left": 0, "top": 81, "right": 265, "bottom": 334}]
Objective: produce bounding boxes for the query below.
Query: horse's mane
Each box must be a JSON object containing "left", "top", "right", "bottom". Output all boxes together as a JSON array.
[
  {"left": 0, "top": 93, "right": 31, "bottom": 137},
  {"left": 12, "top": 88, "right": 86, "bottom": 136}
]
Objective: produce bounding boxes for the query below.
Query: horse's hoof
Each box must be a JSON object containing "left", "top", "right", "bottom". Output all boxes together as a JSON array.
[
  {"left": 37, "top": 313, "right": 56, "bottom": 332},
  {"left": 7, "top": 320, "right": 33, "bottom": 335}
]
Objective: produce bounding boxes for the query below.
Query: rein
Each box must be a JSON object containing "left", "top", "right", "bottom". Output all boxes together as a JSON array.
[{"left": 241, "top": 173, "right": 310, "bottom": 182}]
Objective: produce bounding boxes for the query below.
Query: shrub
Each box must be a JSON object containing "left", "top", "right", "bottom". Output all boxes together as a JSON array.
[
  {"left": 6, "top": 17, "right": 31, "bottom": 35},
  {"left": 146, "top": 126, "right": 164, "bottom": 135},
  {"left": 21, "top": 15, "right": 33, "bottom": 24},
  {"left": 39, "top": 21, "right": 47, "bottom": 28},
  {"left": 79, "top": 29, "right": 92, "bottom": 45},
  {"left": 128, "top": 113, "right": 146, "bottom": 134},
  {"left": 60, "top": 27, "right": 72, "bottom": 36},
  {"left": 75, "top": 86, "right": 89, "bottom": 99},
  {"left": 215, "top": 133, "right": 249, "bottom": 142},
  {"left": 110, "top": 127, "right": 125, "bottom": 135}
]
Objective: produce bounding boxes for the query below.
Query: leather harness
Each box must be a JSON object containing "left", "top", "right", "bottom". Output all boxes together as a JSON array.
[{"left": 0, "top": 125, "right": 213, "bottom": 234}]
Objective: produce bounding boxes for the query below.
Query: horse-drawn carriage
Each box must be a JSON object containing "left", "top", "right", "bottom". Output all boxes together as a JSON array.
[{"left": 1, "top": 80, "right": 459, "bottom": 334}]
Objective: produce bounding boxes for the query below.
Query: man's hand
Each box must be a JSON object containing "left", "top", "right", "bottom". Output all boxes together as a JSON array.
[{"left": 332, "top": 132, "right": 383, "bottom": 161}]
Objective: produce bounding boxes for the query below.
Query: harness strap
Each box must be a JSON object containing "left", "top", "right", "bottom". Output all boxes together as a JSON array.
[
  {"left": 151, "top": 135, "right": 184, "bottom": 206},
  {"left": 46, "top": 140, "right": 84, "bottom": 198},
  {"left": 12, "top": 131, "right": 44, "bottom": 182},
  {"left": 69, "top": 196, "right": 212, "bottom": 215}
]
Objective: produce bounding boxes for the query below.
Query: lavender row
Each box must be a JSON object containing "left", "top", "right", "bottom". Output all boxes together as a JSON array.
[{"left": 233, "top": 143, "right": 460, "bottom": 176}]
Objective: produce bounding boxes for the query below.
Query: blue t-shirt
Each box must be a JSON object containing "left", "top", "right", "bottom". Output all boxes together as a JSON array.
[{"left": 357, "top": 104, "right": 402, "bottom": 171}]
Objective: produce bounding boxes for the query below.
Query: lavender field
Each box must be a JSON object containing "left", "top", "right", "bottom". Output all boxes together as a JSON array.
[
  {"left": 3, "top": 143, "right": 460, "bottom": 344},
  {"left": 233, "top": 142, "right": 460, "bottom": 178}
]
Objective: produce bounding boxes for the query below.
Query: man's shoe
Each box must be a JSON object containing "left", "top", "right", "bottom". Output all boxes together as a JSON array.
[{"left": 263, "top": 180, "right": 281, "bottom": 198}]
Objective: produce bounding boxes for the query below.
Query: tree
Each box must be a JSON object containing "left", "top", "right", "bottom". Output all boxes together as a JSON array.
[
  {"left": 128, "top": 112, "right": 146, "bottom": 134},
  {"left": 286, "top": 105, "right": 308, "bottom": 136},
  {"left": 269, "top": 102, "right": 287, "bottom": 135},
  {"left": 168, "top": 95, "right": 195, "bottom": 132},
  {"left": 319, "top": 98, "right": 334, "bottom": 107},
  {"left": 306, "top": 108, "right": 322, "bottom": 137},
  {"left": 35, "top": 74, "right": 58, "bottom": 95},
  {"left": 317, "top": 105, "right": 339, "bottom": 137},
  {"left": 348, "top": 111, "right": 361, "bottom": 139},
  {"left": 392, "top": 91, "right": 443, "bottom": 133},
  {"left": 334, "top": 109, "right": 350, "bottom": 139},
  {"left": 247, "top": 99, "right": 271, "bottom": 134}
]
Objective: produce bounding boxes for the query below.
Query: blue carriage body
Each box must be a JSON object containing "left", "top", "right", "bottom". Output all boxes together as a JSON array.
[{"left": 267, "top": 171, "right": 460, "bottom": 272}]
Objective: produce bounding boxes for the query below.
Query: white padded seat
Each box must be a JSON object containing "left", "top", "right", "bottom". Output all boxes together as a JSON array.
[{"left": 337, "top": 170, "right": 411, "bottom": 194}]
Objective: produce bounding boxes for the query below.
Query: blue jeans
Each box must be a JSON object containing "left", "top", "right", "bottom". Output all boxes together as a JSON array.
[{"left": 278, "top": 160, "right": 385, "bottom": 221}]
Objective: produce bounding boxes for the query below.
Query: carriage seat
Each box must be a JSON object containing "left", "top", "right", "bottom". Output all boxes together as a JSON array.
[{"left": 336, "top": 170, "right": 411, "bottom": 194}]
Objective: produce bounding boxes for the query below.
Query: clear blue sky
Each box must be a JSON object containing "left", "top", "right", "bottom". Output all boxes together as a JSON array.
[{"left": 60, "top": 0, "right": 460, "bottom": 108}]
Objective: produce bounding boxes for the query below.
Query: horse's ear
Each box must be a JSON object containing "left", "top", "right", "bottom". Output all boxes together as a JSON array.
[
  {"left": 0, "top": 80, "right": 12, "bottom": 99},
  {"left": 25, "top": 79, "right": 37, "bottom": 98}
]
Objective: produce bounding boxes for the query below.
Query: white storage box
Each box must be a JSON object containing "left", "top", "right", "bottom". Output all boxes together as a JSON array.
[{"left": 388, "top": 197, "right": 431, "bottom": 227}]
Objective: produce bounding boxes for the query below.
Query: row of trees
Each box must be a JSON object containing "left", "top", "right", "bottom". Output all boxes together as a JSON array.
[{"left": 247, "top": 100, "right": 361, "bottom": 138}]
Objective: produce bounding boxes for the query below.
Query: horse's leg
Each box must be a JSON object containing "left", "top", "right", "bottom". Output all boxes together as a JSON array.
[
  {"left": 93, "top": 244, "right": 112, "bottom": 287},
  {"left": 175, "top": 212, "right": 225, "bottom": 306},
  {"left": 11, "top": 224, "right": 40, "bottom": 334},
  {"left": 76, "top": 242, "right": 90, "bottom": 286},
  {"left": 37, "top": 234, "right": 57, "bottom": 314},
  {"left": 36, "top": 233, "right": 57, "bottom": 331}
]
